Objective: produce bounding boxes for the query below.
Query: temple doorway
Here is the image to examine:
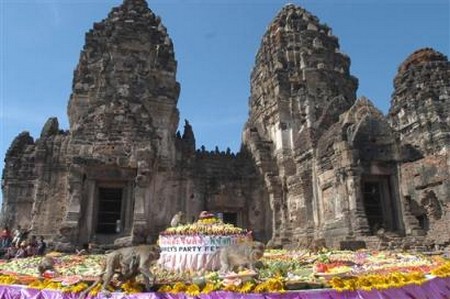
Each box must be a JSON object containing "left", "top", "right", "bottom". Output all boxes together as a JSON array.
[
  {"left": 223, "top": 212, "right": 238, "bottom": 226},
  {"left": 78, "top": 167, "right": 136, "bottom": 245},
  {"left": 362, "top": 176, "right": 399, "bottom": 234},
  {"left": 96, "top": 187, "right": 123, "bottom": 234}
]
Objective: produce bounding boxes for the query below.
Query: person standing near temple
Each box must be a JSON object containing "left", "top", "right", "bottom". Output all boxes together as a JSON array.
[
  {"left": 37, "top": 236, "right": 47, "bottom": 256},
  {"left": 11, "top": 225, "right": 22, "bottom": 247},
  {"left": 0, "top": 226, "right": 12, "bottom": 248}
]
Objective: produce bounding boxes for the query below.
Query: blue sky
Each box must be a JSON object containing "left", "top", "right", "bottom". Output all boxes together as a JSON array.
[{"left": 1, "top": 0, "right": 449, "bottom": 202}]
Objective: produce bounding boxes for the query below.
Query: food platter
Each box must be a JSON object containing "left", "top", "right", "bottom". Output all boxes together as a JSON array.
[
  {"left": 314, "top": 270, "right": 352, "bottom": 280},
  {"left": 219, "top": 270, "right": 258, "bottom": 283}
]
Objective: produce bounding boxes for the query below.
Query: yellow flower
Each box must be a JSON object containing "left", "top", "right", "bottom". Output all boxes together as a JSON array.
[
  {"left": 343, "top": 278, "right": 356, "bottom": 291},
  {"left": 171, "top": 282, "right": 187, "bottom": 293},
  {"left": 385, "top": 273, "right": 404, "bottom": 288},
  {"left": 201, "top": 282, "right": 218, "bottom": 294},
  {"left": 253, "top": 283, "right": 267, "bottom": 293},
  {"left": 431, "top": 262, "right": 450, "bottom": 278},
  {"left": 329, "top": 277, "right": 346, "bottom": 292},
  {"left": 69, "top": 282, "right": 89, "bottom": 293},
  {"left": 408, "top": 272, "right": 425, "bottom": 284},
  {"left": 0, "top": 275, "right": 17, "bottom": 285},
  {"left": 158, "top": 285, "right": 173, "bottom": 293},
  {"left": 121, "top": 280, "right": 144, "bottom": 294},
  {"left": 223, "top": 284, "right": 239, "bottom": 292},
  {"left": 186, "top": 284, "right": 201, "bottom": 296},
  {"left": 329, "top": 271, "right": 429, "bottom": 292},
  {"left": 45, "top": 282, "right": 62, "bottom": 290},
  {"left": 373, "top": 275, "right": 390, "bottom": 289},
  {"left": 267, "top": 278, "right": 284, "bottom": 292},
  {"left": 356, "top": 277, "right": 372, "bottom": 291},
  {"left": 28, "top": 280, "right": 46, "bottom": 289},
  {"left": 253, "top": 278, "right": 284, "bottom": 293},
  {"left": 88, "top": 283, "right": 102, "bottom": 297},
  {"left": 239, "top": 281, "right": 255, "bottom": 293}
]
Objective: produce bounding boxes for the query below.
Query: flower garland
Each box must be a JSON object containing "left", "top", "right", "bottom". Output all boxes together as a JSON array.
[
  {"left": 0, "top": 275, "right": 17, "bottom": 285},
  {"left": 27, "top": 279, "right": 89, "bottom": 294},
  {"left": 253, "top": 277, "right": 285, "bottom": 293},
  {"left": 329, "top": 271, "right": 427, "bottom": 292},
  {"left": 121, "top": 280, "right": 145, "bottom": 294},
  {"left": 0, "top": 274, "right": 143, "bottom": 296},
  {"left": 160, "top": 218, "right": 248, "bottom": 236},
  {"left": 158, "top": 281, "right": 220, "bottom": 294},
  {"left": 198, "top": 217, "right": 221, "bottom": 225},
  {"left": 430, "top": 261, "right": 450, "bottom": 278},
  {"left": 157, "top": 277, "right": 285, "bottom": 294}
]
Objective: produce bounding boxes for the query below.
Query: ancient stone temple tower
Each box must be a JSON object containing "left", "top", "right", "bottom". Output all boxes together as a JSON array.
[
  {"left": 63, "top": 0, "right": 181, "bottom": 245},
  {"left": 243, "top": 4, "right": 359, "bottom": 244},
  {"left": 2, "top": 1, "right": 449, "bottom": 250},
  {"left": 388, "top": 49, "right": 450, "bottom": 244},
  {"left": 389, "top": 48, "right": 449, "bottom": 155},
  {"left": 242, "top": 5, "right": 449, "bottom": 247}
]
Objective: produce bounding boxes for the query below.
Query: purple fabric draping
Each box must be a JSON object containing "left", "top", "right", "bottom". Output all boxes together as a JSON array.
[{"left": 0, "top": 277, "right": 449, "bottom": 299}]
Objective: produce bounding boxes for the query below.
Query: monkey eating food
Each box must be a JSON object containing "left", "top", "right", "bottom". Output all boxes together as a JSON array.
[
  {"left": 78, "top": 244, "right": 160, "bottom": 298},
  {"left": 37, "top": 256, "right": 58, "bottom": 277},
  {"left": 218, "top": 241, "right": 265, "bottom": 273}
]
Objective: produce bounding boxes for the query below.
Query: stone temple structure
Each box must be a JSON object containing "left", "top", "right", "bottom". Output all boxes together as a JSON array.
[{"left": 2, "top": 0, "right": 449, "bottom": 250}]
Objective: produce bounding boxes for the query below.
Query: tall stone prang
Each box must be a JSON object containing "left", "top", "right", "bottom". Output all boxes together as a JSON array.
[
  {"left": 62, "top": 0, "right": 181, "bottom": 246},
  {"left": 388, "top": 48, "right": 450, "bottom": 245},
  {"left": 389, "top": 48, "right": 450, "bottom": 155},
  {"left": 68, "top": 0, "right": 179, "bottom": 155},
  {"left": 243, "top": 4, "right": 358, "bottom": 244},
  {"left": 245, "top": 4, "right": 357, "bottom": 153}
]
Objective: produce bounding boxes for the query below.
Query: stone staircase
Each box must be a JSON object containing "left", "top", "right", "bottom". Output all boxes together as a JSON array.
[{"left": 361, "top": 232, "right": 427, "bottom": 251}]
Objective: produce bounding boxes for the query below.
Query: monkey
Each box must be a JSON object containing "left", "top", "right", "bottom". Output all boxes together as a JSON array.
[
  {"left": 170, "top": 211, "right": 185, "bottom": 227},
  {"left": 308, "top": 238, "right": 327, "bottom": 254},
  {"left": 37, "top": 256, "right": 59, "bottom": 277},
  {"left": 218, "top": 241, "right": 265, "bottom": 273},
  {"left": 375, "top": 227, "right": 391, "bottom": 250},
  {"left": 78, "top": 244, "right": 160, "bottom": 299}
]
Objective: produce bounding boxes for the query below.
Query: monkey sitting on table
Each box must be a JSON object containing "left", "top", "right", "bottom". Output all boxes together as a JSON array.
[
  {"left": 37, "top": 256, "right": 59, "bottom": 277},
  {"left": 308, "top": 238, "right": 328, "bottom": 254},
  {"left": 170, "top": 211, "right": 186, "bottom": 227},
  {"left": 78, "top": 244, "right": 161, "bottom": 299}
]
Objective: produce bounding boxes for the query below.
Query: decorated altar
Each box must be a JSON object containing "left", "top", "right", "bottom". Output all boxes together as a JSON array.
[{"left": 158, "top": 212, "right": 252, "bottom": 271}]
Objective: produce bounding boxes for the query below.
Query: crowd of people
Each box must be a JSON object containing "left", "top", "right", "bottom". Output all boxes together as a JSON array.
[{"left": 0, "top": 225, "right": 47, "bottom": 259}]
